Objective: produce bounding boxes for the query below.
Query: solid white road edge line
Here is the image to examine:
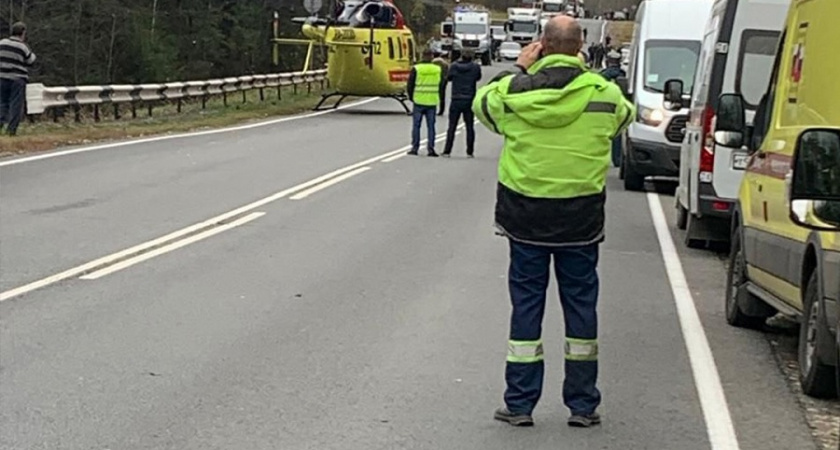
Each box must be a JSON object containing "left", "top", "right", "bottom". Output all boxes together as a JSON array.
[
  {"left": 289, "top": 167, "right": 371, "bottom": 200},
  {"left": 80, "top": 212, "right": 265, "bottom": 280},
  {"left": 647, "top": 193, "right": 741, "bottom": 450},
  {"left": 0, "top": 98, "right": 380, "bottom": 168},
  {"left": 0, "top": 131, "right": 451, "bottom": 302}
]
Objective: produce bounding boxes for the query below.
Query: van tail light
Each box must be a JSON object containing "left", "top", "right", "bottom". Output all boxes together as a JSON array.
[{"left": 699, "top": 105, "right": 715, "bottom": 181}]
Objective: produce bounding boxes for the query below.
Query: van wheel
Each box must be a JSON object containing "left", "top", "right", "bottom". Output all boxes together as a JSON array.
[
  {"left": 623, "top": 160, "right": 645, "bottom": 191},
  {"left": 676, "top": 202, "right": 688, "bottom": 230},
  {"left": 799, "top": 270, "right": 838, "bottom": 398},
  {"left": 725, "top": 227, "right": 770, "bottom": 329}
]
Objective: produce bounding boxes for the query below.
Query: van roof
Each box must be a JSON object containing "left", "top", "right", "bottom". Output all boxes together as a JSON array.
[{"left": 639, "top": 0, "right": 714, "bottom": 42}]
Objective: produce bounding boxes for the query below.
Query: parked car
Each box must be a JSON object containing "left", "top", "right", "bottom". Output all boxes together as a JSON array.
[
  {"left": 673, "top": 0, "right": 790, "bottom": 248},
  {"left": 721, "top": 0, "right": 840, "bottom": 399},
  {"left": 621, "top": 0, "right": 714, "bottom": 191},
  {"left": 498, "top": 41, "right": 522, "bottom": 61}
]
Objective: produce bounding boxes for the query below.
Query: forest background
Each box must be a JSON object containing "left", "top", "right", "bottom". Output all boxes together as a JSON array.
[{"left": 0, "top": 0, "right": 638, "bottom": 86}]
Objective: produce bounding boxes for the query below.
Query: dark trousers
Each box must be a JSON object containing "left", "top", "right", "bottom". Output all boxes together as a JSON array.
[
  {"left": 443, "top": 99, "right": 475, "bottom": 155},
  {"left": 411, "top": 104, "right": 437, "bottom": 153},
  {"left": 0, "top": 78, "right": 26, "bottom": 135},
  {"left": 504, "top": 239, "right": 602, "bottom": 416},
  {"left": 611, "top": 136, "right": 622, "bottom": 167}
]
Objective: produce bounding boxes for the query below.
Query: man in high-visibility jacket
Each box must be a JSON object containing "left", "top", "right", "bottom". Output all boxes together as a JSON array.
[
  {"left": 473, "top": 15, "right": 634, "bottom": 428},
  {"left": 406, "top": 49, "right": 445, "bottom": 157}
]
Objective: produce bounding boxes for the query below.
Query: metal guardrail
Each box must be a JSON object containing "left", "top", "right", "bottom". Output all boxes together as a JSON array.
[{"left": 25, "top": 69, "right": 328, "bottom": 122}]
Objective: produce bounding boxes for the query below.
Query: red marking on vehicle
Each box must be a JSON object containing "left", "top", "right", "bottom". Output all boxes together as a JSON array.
[
  {"left": 746, "top": 152, "right": 792, "bottom": 180},
  {"left": 389, "top": 70, "right": 411, "bottom": 82},
  {"left": 792, "top": 43, "right": 804, "bottom": 83}
]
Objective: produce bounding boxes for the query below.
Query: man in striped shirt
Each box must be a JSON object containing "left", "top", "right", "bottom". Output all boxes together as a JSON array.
[{"left": 0, "top": 22, "right": 36, "bottom": 136}]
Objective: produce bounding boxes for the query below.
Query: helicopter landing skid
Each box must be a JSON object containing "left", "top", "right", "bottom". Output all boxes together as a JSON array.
[
  {"left": 311, "top": 92, "right": 412, "bottom": 115},
  {"left": 313, "top": 93, "right": 349, "bottom": 111}
]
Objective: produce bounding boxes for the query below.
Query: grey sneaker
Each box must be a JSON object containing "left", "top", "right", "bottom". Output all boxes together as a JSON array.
[
  {"left": 493, "top": 407, "right": 534, "bottom": 427},
  {"left": 568, "top": 412, "right": 601, "bottom": 428}
]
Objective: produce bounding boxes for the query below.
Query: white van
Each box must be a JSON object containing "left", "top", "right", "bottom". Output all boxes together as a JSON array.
[
  {"left": 621, "top": 0, "right": 714, "bottom": 191},
  {"left": 674, "top": 0, "right": 790, "bottom": 247}
]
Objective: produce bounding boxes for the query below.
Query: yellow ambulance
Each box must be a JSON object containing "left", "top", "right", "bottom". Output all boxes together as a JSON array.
[{"left": 713, "top": 0, "right": 840, "bottom": 398}]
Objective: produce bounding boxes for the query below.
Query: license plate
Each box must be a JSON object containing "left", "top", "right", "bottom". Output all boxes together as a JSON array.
[{"left": 732, "top": 153, "right": 750, "bottom": 170}]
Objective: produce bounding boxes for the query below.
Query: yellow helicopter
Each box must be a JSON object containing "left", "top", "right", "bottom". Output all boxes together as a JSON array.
[{"left": 272, "top": 0, "right": 418, "bottom": 113}]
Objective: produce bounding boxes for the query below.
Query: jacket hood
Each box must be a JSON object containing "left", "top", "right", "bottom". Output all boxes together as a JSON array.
[{"left": 503, "top": 54, "right": 601, "bottom": 129}]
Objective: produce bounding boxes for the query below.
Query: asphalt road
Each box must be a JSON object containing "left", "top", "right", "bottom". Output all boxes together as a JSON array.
[{"left": 0, "top": 65, "right": 828, "bottom": 450}]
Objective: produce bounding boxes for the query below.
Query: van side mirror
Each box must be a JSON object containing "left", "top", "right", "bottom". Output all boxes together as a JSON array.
[
  {"left": 663, "top": 79, "right": 683, "bottom": 110},
  {"left": 714, "top": 93, "right": 746, "bottom": 148},
  {"left": 789, "top": 129, "right": 840, "bottom": 231},
  {"left": 615, "top": 76, "right": 632, "bottom": 101}
]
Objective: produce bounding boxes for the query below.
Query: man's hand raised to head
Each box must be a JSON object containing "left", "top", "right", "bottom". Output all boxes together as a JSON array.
[{"left": 515, "top": 42, "right": 543, "bottom": 72}]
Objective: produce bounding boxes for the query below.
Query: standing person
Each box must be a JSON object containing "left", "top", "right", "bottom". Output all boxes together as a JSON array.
[
  {"left": 406, "top": 49, "right": 445, "bottom": 157},
  {"left": 442, "top": 50, "right": 481, "bottom": 158},
  {"left": 600, "top": 50, "right": 627, "bottom": 167},
  {"left": 472, "top": 15, "right": 634, "bottom": 428},
  {"left": 0, "top": 22, "right": 36, "bottom": 137},
  {"left": 431, "top": 52, "right": 450, "bottom": 116}
]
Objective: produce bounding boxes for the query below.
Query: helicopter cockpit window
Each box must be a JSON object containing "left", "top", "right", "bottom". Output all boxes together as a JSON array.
[{"left": 349, "top": 2, "right": 398, "bottom": 29}]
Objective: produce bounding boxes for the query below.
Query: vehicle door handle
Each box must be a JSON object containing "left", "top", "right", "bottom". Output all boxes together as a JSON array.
[{"left": 756, "top": 151, "right": 767, "bottom": 159}]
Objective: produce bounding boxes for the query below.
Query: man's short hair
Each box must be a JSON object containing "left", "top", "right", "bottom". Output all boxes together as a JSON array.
[
  {"left": 543, "top": 17, "right": 583, "bottom": 56},
  {"left": 461, "top": 50, "right": 474, "bottom": 62},
  {"left": 422, "top": 49, "right": 434, "bottom": 61},
  {"left": 10, "top": 22, "right": 26, "bottom": 37}
]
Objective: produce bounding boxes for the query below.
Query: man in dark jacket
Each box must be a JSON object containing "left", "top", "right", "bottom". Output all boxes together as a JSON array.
[
  {"left": 600, "top": 50, "right": 626, "bottom": 167},
  {"left": 442, "top": 50, "right": 482, "bottom": 158}
]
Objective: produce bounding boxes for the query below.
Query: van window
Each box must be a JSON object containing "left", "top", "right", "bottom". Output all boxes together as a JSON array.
[
  {"left": 643, "top": 40, "right": 702, "bottom": 94},
  {"left": 736, "top": 30, "right": 781, "bottom": 109}
]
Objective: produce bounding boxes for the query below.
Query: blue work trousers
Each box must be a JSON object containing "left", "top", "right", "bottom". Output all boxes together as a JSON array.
[
  {"left": 411, "top": 104, "right": 437, "bottom": 153},
  {"left": 504, "top": 239, "right": 602, "bottom": 416}
]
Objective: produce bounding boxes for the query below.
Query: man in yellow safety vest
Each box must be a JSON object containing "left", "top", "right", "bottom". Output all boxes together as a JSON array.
[{"left": 406, "top": 49, "right": 446, "bottom": 157}]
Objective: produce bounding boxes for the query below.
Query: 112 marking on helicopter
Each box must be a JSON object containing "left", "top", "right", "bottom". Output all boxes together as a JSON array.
[{"left": 272, "top": 0, "right": 418, "bottom": 113}]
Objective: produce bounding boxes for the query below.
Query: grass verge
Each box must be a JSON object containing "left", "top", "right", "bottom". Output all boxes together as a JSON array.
[
  {"left": 606, "top": 21, "right": 634, "bottom": 46},
  {"left": 0, "top": 84, "right": 330, "bottom": 157}
]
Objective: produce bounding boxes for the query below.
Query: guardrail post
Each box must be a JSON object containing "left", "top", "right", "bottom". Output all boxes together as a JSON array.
[
  {"left": 52, "top": 108, "right": 59, "bottom": 123},
  {"left": 74, "top": 105, "right": 81, "bottom": 123},
  {"left": 202, "top": 95, "right": 207, "bottom": 109},
  {"left": 148, "top": 103, "right": 153, "bottom": 117},
  {"left": 277, "top": 85, "right": 282, "bottom": 100},
  {"left": 293, "top": 83, "right": 298, "bottom": 95},
  {"left": 177, "top": 99, "right": 182, "bottom": 113},
  {"left": 307, "top": 81, "right": 312, "bottom": 94},
  {"left": 131, "top": 102, "right": 137, "bottom": 119},
  {"left": 94, "top": 105, "right": 100, "bottom": 122},
  {"left": 320, "top": 79, "right": 324, "bottom": 90},
  {"left": 259, "top": 87, "right": 264, "bottom": 102},
  {"left": 113, "top": 104, "right": 120, "bottom": 120},
  {"left": 241, "top": 90, "right": 246, "bottom": 104},
  {"left": 223, "top": 92, "right": 228, "bottom": 106}
]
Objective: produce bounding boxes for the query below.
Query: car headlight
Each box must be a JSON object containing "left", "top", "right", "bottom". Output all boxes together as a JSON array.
[{"left": 637, "top": 106, "right": 664, "bottom": 126}]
